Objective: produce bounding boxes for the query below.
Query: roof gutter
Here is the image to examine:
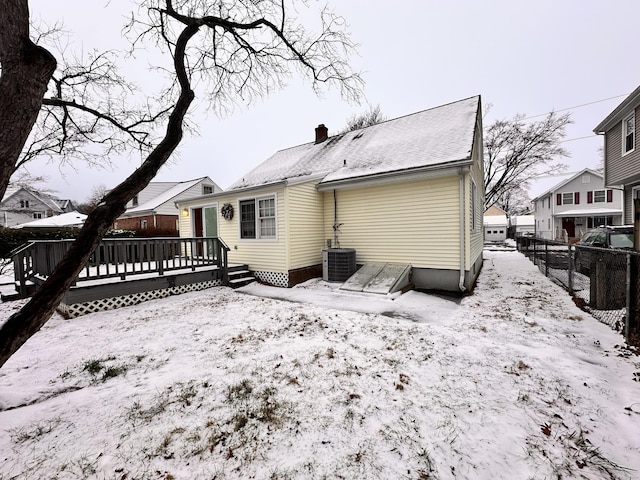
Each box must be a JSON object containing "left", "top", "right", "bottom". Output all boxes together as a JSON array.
[
  {"left": 316, "top": 160, "right": 473, "bottom": 192},
  {"left": 174, "top": 181, "right": 288, "bottom": 207}
]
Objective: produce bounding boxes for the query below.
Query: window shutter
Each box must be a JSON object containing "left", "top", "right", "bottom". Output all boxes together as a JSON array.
[
  {"left": 556, "top": 193, "right": 562, "bottom": 205},
  {"left": 587, "top": 191, "right": 593, "bottom": 203},
  {"left": 574, "top": 192, "right": 580, "bottom": 204},
  {"left": 607, "top": 189, "right": 613, "bottom": 202}
]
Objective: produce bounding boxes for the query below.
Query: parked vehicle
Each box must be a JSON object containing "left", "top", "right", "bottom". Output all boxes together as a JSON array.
[{"left": 574, "top": 226, "right": 634, "bottom": 274}]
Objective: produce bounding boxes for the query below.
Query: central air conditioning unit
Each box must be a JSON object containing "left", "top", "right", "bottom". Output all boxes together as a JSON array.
[{"left": 322, "top": 248, "right": 356, "bottom": 282}]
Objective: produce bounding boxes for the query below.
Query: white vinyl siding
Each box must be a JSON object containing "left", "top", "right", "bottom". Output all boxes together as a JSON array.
[
  {"left": 178, "top": 187, "right": 287, "bottom": 273},
  {"left": 288, "top": 181, "right": 325, "bottom": 270},
  {"left": 323, "top": 176, "right": 461, "bottom": 270},
  {"left": 467, "top": 142, "right": 484, "bottom": 269}
]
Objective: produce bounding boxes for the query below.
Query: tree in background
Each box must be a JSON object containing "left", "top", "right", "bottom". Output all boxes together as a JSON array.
[
  {"left": 493, "top": 185, "right": 532, "bottom": 216},
  {"left": 0, "top": 0, "right": 362, "bottom": 368},
  {"left": 484, "top": 112, "right": 571, "bottom": 211},
  {"left": 340, "top": 104, "right": 386, "bottom": 133},
  {"left": 75, "top": 184, "right": 109, "bottom": 214}
]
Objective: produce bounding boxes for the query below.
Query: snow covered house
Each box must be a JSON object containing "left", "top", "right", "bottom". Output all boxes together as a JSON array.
[
  {"left": 483, "top": 205, "right": 508, "bottom": 243},
  {"left": 177, "top": 96, "right": 484, "bottom": 292},
  {"left": 531, "top": 168, "right": 623, "bottom": 241},
  {"left": 509, "top": 214, "right": 535, "bottom": 238},
  {"left": 0, "top": 187, "right": 75, "bottom": 227},
  {"left": 114, "top": 177, "right": 221, "bottom": 234}
]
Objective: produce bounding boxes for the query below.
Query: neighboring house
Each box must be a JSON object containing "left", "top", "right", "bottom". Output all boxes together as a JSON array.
[
  {"left": 531, "top": 168, "right": 623, "bottom": 241},
  {"left": 594, "top": 85, "right": 640, "bottom": 225},
  {"left": 114, "top": 177, "right": 221, "bottom": 233},
  {"left": 483, "top": 205, "right": 508, "bottom": 243},
  {"left": 509, "top": 214, "right": 535, "bottom": 238},
  {"left": 0, "top": 187, "right": 75, "bottom": 227},
  {"left": 177, "top": 96, "right": 484, "bottom": 292}
]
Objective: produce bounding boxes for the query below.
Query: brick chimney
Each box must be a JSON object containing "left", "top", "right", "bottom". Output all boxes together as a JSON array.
[{"left": 315, "top": 124, "right": 328, "bottom": 144}]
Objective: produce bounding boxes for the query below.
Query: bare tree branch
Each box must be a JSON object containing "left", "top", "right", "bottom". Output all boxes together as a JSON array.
[
  {"left": 484, "top": 111, "right": 572, "bottom": 210},
  {"left": 0, "top": 0, "right": 363, "bottom": 369}
]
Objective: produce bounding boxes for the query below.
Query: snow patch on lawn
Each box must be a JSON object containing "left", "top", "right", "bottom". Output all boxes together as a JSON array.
[{"left": 0, "top": 250, "right": 639, "bottom": 479}]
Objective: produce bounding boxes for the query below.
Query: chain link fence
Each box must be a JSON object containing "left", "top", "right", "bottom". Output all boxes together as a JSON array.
[{"left": 516, "top": 237, "right": 640, "bottom": 345}]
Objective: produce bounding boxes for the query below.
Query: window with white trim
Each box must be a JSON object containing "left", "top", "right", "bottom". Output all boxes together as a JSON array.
[
  {"left": 562, "top": 192, "right": 574, "bottom": 205},
  {"left": 239, "top": 195, "right": 276, "bottom": 239},
  {"left": 623, "top": 112, "right": 635, "bottom": 154},
  {"left": 593, "top": 189, "right": 606, "bottom": 203},
  {"left": 140, "top": 219, "right": 147, "bottom": 229},
  {"left": 33, "top": 212, "right": 42, "bottom": 219},
  {"left": 203, "top": 185, "right": 214, "bottom": 195}
]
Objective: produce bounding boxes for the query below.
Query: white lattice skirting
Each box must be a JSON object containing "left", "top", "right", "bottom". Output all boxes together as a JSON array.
[
  {"left": 253, "top": 270, "right": 289, "bottom": 288},
  {"left": 58, "top": 280, "right": 222, "bottom": 318}
]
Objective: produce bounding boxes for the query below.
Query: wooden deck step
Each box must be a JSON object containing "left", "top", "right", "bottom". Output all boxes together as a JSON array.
[{"left": 228, "top": 266, "right": 255, "bottom": 288}]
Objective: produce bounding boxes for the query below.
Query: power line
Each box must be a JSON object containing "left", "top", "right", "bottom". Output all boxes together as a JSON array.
[
  {"left": 523, "top": 93, "right": 629, "bottom": 120},
  {"left": 560, "top": 135, "right": 599, "bottom": 144}
]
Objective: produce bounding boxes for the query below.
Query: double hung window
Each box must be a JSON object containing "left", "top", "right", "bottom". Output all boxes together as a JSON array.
[
  {"left": 623, "top": 113, "right": 635, "bottom": 154},
  {"left": 239, "top": 195, "right": 276, "bottom": 239}
]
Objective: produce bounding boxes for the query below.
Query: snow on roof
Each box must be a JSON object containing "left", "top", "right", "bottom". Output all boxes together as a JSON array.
[
  {"left": 529, "top": 169, "right": 603, "bottom": 201},
  {"left": 511, "top": 215, "right": 535, "bottom": 226},
  {"left": 229, "top": 96, "right": 480, "bottom": 190},
  {"left": 527, "top": 172, "right": 578, "bottom": 200},
  {"left": 483, "top": 214, "right": 508, "bottom": 226},
  {"left": 124, "top": 178, "right": 210, "bottom": 214},
  {"left": 13, "top": 211, "right": 87, "bottom": 228},
  {"left": 557, "top": 207, "right": 623, "bottom": 216}
]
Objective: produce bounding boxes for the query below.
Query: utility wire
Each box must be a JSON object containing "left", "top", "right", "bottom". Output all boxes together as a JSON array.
[
  {"left": 560, "top": 135, "right": 599, "bottom": 144},
  {"left": 523, "top": 94, "right": 629, "bottom": 120}
]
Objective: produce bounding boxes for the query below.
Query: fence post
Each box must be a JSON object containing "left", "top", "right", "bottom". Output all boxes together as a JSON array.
[
  {"left": 567, "top": 243, "right": 573, "bottom": 295},
  {"left": 157, "top": 239, "right": 164, "bottom": 275},
  {"left": 545, "top": 241, "right": 549, "bottom": 277},
  {"left": 626, "top": 253, "right": 632, "bottom": 343}
]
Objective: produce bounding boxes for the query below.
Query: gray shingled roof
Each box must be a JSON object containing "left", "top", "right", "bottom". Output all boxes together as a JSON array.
[{"left": 229, "top": 96, "right": 480, "bottom": 190}]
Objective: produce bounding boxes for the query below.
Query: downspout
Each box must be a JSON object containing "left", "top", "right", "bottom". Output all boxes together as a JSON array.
[{"left": 458, "top": 168, "right": 466, "bottom": 292}]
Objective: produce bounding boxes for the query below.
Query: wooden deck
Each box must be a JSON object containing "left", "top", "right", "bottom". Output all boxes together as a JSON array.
[{"left": 7, "top": 237, "right": 253, "bottom": 317}]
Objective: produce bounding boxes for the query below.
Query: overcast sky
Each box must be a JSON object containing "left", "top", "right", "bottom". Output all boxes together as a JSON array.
[{"left": 26, "top": 0, "right": 639, "bottom": 202}]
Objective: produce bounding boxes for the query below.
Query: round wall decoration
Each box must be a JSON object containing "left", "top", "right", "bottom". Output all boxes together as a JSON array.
[{"left": 221, "top": 203, "right": 234, "bottom": 220}]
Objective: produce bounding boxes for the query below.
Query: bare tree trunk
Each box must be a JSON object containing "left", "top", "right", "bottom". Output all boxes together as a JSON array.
[
  {"left": 0, "top": 0, "right": 56, "bottom": 201},
  {"left": 0, "top": 23, "right": 200, "bottom": 369}
]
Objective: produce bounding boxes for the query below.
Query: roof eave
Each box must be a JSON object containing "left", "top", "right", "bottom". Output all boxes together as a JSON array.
[
  {"left": 316, "top": 159, "right": 473, "bottom": 192},
  {"left": 594, "top": 85, "right": 640, "bottom": 134},
  {"left": 175, "top": 180, "right": 288, "bottom": 206}
]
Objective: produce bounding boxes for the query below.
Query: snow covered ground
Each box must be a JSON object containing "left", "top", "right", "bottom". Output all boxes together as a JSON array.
[{"left": 1, "top": 250, "right": 639, "bottom": 479}]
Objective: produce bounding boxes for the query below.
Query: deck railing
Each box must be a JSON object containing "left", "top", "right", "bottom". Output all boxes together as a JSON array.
[{"left": 11, "top": 237, "right": 230, "bottom": 297}]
